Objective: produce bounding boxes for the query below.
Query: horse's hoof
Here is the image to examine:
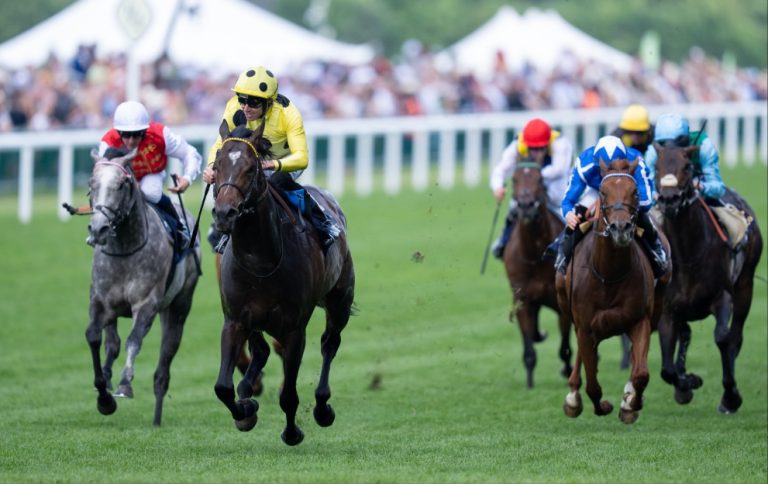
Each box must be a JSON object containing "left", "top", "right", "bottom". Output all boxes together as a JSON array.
[
  {"left": 114, "top": 384, "right": 133, "bottom": 399},
  {"left": 674, "top": 387, "right": 694, "bottom": 405},
  {"left": 688, "top": 374, "right": 703, "bottom": 389},
  {"left": 313, "top": 404, "right": 336, "bottom": 427},
  {"left": 563, "top": 392, "right": 582, "bottom": 418},
  {"left": 718, "top": 391, "right": 742, "bottom": 414},
  {"left": 234, "top": 414, "right": 257, "bottom": 432},
  {"left": 97, "top": 394, "right": 117, "bottom": 415},
  {"left": 619, "top": 408, "right": 639, "bottom": 424},
  {"left": 597, "top": 400, "right": 614, "bottom": 416},
  {"left": 560, "top": 365, "right": 573, "bottom": 379},
  {"left": 281, "top": 426, "right": 305, "bottom": 446}
]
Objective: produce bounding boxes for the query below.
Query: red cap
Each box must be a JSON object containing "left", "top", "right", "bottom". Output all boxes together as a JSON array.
[{"left": 522, "top": 118, "right": 552, "bottom": 148}]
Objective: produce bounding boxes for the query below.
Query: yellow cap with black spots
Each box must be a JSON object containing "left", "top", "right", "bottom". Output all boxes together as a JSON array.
[
  {"left": 619, "top": 104, "right": 650, "bottom": 132},
  {"left": 232, "top": 66, "right": 278, "bottom": 99}
]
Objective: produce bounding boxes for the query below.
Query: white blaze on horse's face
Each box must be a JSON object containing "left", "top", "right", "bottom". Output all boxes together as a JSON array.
[
  {"left": 660, "top": 174, "right": 678, "bottom": 188},
  {"left": 228, "top": 150, "right": 242, "bottom": 166}
]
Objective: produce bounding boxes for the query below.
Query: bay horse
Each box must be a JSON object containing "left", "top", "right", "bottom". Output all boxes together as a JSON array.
[
  {"left": 503, "top": 161, "right": 571, "bottom": 388},
  {"left": 211, "top": 121, "right": 355, "bottom": 446},
  {"left": 653, "top": 142, "right": 762, "bottom": 413},
  {"left": 85, "top": 148, "right": 201, "bottom": 426},
  {"left": 556, "top": 158, "right": 670, "bottom": 423}
]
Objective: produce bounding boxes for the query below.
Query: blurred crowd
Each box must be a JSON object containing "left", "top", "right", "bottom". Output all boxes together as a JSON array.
[{"left": 0, "top": 42, "right": 766, "bottom": 133}]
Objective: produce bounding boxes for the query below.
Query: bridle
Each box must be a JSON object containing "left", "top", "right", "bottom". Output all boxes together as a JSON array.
[
  {"left": 91, "top": 160, "right": 148, "bottom": 256},
  {"left": 513, "top": 162, "right": 545, "bottom": 218},
  {"left": 656, "top": 149, "right": 698, "bottom": 213},
  {"left": 597, "top": 172, "right": 638, "bottom": 238},
  {"left": 213, "top": 137, "right": 269, "bottom": 214}
]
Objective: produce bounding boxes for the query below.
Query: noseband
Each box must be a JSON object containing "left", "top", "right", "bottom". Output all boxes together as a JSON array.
[
  {"left": 598, "top": 173, "right": 638, "bottom": 237},
  {"left": 213, "top": 137, "right": 268, "bottom": 214}
]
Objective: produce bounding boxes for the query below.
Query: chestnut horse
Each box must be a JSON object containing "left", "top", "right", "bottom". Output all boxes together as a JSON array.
[
  {"left": 653, "top": 143, "right": 762, "bottom": 413},
  {"left": 503, "top": 162, "right": 571, "bottom": 387},
  {"left": 557, "top": 158, "right": 670, "bottom": 424},
  {"left": 211, "top": 121, "right": 355, "bottom": 446}
]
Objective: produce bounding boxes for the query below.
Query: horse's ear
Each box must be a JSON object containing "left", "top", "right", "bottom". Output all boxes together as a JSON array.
[
  {"left": 684, "top": 145, "right": 699, "bottom": 159},
  {"left": 652, "top": 141, "right": 663, "bottom": 153},
  {"left": 250, "top": 118, "right": 266, "bottom": 143},
  {"left": 598, "top": 158, "right": 609, "bottom": 176},
  {"left": 219, "top": 119, "right": 230, "bottom": 140},
  {"left": 116, "top": 149, "right": 137, "bottom": 168},
  {"left": 627, "top": 157, "right": 639, "bottom": 174},
  {"left": 90, "top": 147, "right": 100, "bottom": 163}
]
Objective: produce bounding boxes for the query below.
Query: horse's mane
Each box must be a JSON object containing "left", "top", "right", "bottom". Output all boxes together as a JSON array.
[
  {"left": 229, "top": 125, "right": 273, "bottom": 159},
  {"left": 104, "top": 146, "right": 131, "bottom": 160}
]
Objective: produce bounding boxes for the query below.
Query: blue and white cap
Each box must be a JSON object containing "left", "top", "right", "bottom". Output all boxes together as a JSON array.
[
  {"left": 593, "top": 135, "right": 627, "bottom": 163},
  {"left": 654, "top": 113, "right": 690, "bottom": 141}
]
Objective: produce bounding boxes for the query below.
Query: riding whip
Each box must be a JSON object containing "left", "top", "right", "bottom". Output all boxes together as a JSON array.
[
  {"left": 172, "top": 174, "right": 202, "bottom": 276},
  {"left": 480, "top": 198, "right": 502, "bottom": 275}
]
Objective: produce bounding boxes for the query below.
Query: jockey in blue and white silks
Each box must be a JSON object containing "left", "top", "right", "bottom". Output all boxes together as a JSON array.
[
  {"left": 644, "top": 112, "right": 726, "bottom": 201},
  {"left": 553, "top": 135, "right": 669, "bottom": 278}
]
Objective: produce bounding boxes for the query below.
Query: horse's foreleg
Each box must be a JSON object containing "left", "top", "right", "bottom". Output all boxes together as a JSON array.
[
  {"left": 712, "top": 292, "right": 742, "bottom": 413},
  {"left": 214, "top": 321, "right": 257, "bottom": 431},
  {"left": 237, "top": 332, "right": 270, "bottom": 400},
  {"left": 279, "top": 330, "right": 306, "bottom": 446},
  {"left": 675, "top": 321, "right": 702, "bottom": 391},
  {"left": 516, "top": 301, "right": 540, "bottom": 388},
  {"left": 85, "top": 309, "right": 116, "bottom": 416},
  {"left": 620, "top": 318, "right": 651, "bottom": 424},
  {"left": 563, "top": 345, "right": 583, "bottom": 418},
  {"left": 579, "top": 329, "right": 612, "bottom": 416},
  {"left": 102, "top": 324, "right": 121, "bottom": 391},
  {"left": 657, "top": 314, "right": 680, "bottom": 386},
  {"left": 115, "top": 305, "right": 157, "bottom": 398}
]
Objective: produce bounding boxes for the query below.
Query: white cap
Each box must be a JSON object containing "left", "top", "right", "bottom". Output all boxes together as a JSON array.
[{"left": 113, "top": 101, "right": 150, "bottom": 131}]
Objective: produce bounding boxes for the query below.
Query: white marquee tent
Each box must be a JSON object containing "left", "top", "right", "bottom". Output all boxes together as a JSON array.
[
  {"left": 445, "top": 6, "right": 634, "bottom": 77},
  {"left": 0, "top": 0, "right": 374, "bottom": 72}
]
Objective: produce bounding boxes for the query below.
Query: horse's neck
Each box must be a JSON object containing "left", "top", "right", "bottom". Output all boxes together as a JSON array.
[
  {"left": 231, "top": 193, "right": 282, "bottom": 263},
  {"left": 107, "top": 191, "right": 147, "bottom": 251},
  {"left": 591, "top": 227, "right": 633, "bottom": 279},
  {"left": 663, "top": 202, "right": 712, "bottom": 262},
  {"left": 516, "top": 205, "right": 554, "bottom": 256}
]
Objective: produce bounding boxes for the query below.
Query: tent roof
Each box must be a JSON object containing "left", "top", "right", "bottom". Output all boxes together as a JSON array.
[
  {"left": 445, "top": 6, "right": 634, "bottom": 77},
  {"left": 0, "top": 0, "right": 374, "bottom": 71}
]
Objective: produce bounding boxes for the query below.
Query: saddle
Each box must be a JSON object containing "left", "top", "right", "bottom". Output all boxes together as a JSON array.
[{"left": 702, "top": 200, "right": 753, "bottom": 251}]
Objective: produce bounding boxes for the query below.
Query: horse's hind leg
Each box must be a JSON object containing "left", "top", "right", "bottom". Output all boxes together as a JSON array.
[
  {"left": 556, "top": 312, "right": 572, "bottom": 379},
  {"left": 716, "top": 284, "right": 752, "bottom": 414},
  {"left": 85, "top": 306, "right": 117, "bottom": 416},
  {"left": 115, "top": 305, "right": 157, "bottom": 398},
  {"left": 279, "top": 330, "right": 307, "bottom": 446},
  {"left": 314, "top": 285, "right": 354, "bottom": 428},
  {"left": 563, "top": 348, "right": 583, "bottom": 418},
  {"left": 152, "top": 305, "right": 189, "bottom": 426}
]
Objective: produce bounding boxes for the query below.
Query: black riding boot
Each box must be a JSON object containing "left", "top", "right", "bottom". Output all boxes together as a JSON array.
[
  {"left": 304, "top": 191, "right": 341, "bottom": 252},
  {"left": 637, "top": 211, "right": 669, "bottom": 278},
  {"left": 492, "top": 209, "right": 518, "bottom": 259},
  {"left": 554, "top": 228, "right": 584, "bottom": 274},
  {"left": 157, "top": 194, "right": 190, "bottom": 249}
]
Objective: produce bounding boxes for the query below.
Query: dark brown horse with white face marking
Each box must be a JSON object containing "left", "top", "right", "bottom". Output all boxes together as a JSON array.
[
  {"left": 503, "top": 162, "right": 570, "bottom": 388},
  {"left": 556, "top": 158, "right": 670, "bottom": 424},
  {"left": 211, "top": 121, "right": 355, "bottom": 446},
  {"left": 653, "top": 143, "right": 762, "bottom": 413}
]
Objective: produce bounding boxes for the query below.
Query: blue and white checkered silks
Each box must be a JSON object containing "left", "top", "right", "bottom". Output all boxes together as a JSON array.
[
  {"left": 593, "top": 135, "right": 627, "bottom": 163},
  {"left": 654, "top": 113, "right": 690, "bottom": 141}
]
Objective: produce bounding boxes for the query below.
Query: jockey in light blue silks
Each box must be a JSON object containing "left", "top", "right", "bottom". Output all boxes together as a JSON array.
[
  {"left": 553, "top": 135, "right": 669, "bottom": 278},
  {"left": 644, "top": 112, "right": 726, "bottom": 201}
]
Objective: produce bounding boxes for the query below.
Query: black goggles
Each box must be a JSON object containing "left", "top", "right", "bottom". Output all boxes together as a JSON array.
[
  {"left": 118, "top": 130, "right": 146, "bottom": 139},
  {"left": 237, "top": 95, "right": 264, "bottom": 109}
]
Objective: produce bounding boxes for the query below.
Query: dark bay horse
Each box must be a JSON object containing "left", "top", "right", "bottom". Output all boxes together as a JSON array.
[
  {"left": 503, "top": 162, "right": 571, "bottom": 387},
  {"left": 653, "top": 143, "right": 762, "bottom": 413},
  {"left": 556, "top": 158, "right": 670, "bottom": 424},
  {"left": 211, "top": 121, "right": 355, "bottom": 446},
  {"left": 85, "top": 149, "right": 201, "bottom": 426}
]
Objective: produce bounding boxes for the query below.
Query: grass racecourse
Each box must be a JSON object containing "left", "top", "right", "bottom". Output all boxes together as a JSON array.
[{"left": 0, "top": 162, "right": 766, "bottom": 483}]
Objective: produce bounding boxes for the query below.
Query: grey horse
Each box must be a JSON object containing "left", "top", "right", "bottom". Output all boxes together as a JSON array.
[{"left": 84, "top": 148, "right": 201, "bottom": 426}]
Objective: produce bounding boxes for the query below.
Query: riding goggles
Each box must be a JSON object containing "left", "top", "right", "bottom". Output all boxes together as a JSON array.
[
  {"left": 118, "top": 130, "right": 146, "bottom": 139},
  {"left": 237, "top": 95, "right": 265, "bottom": 109}
]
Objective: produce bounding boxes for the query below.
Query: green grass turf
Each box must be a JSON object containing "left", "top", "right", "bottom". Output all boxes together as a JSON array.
[{"left": 0, "top": 163, "right": 765, "bottom": 483}]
